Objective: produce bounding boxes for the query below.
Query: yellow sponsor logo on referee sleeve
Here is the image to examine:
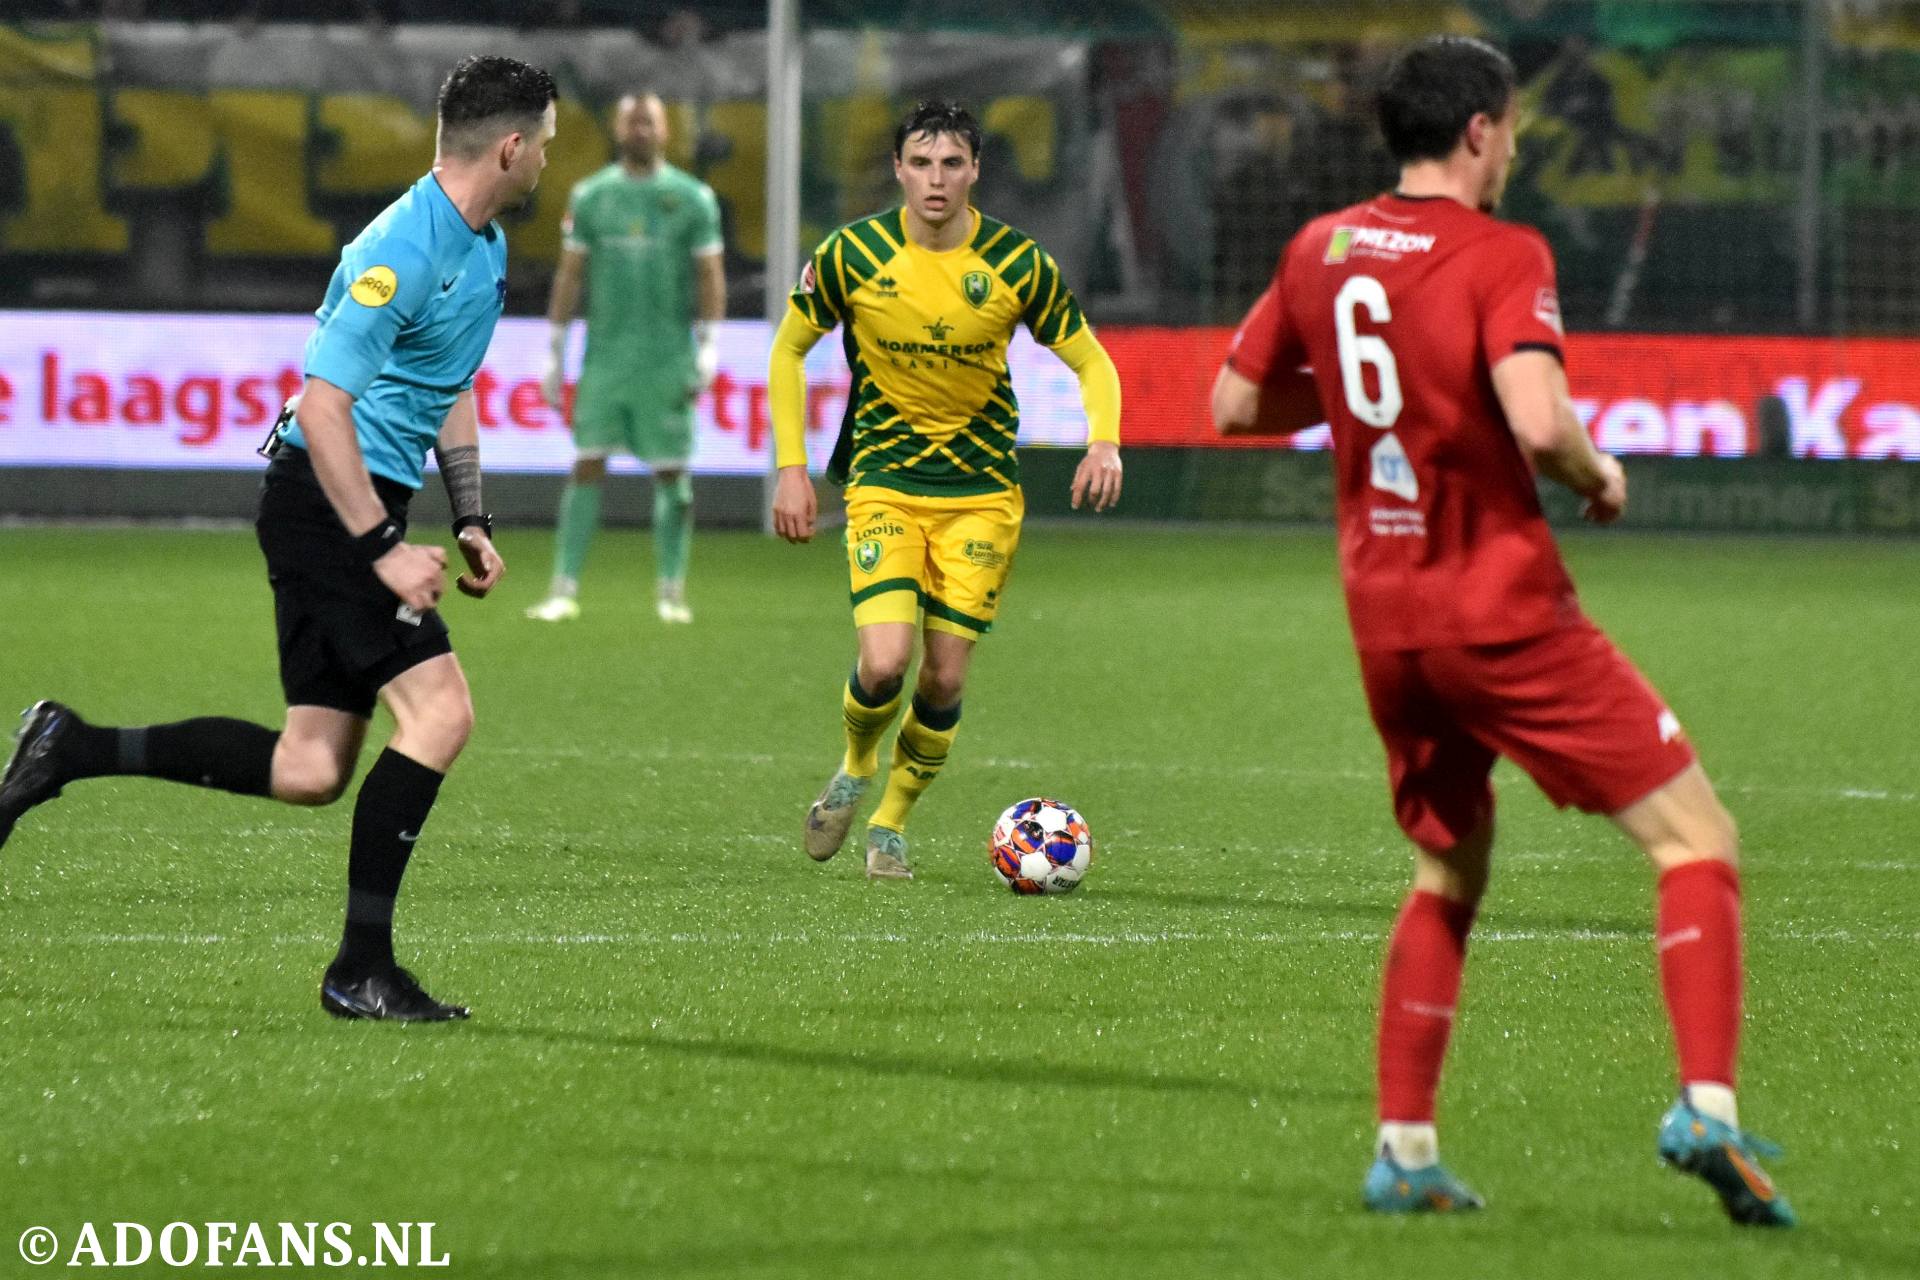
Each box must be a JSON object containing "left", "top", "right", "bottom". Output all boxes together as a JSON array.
[{"left": 349, "top": 265, "right": 399, "bottom": 307}]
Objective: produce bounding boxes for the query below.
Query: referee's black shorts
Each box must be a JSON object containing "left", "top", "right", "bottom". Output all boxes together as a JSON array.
[{"left": 255, "top": 445, "right": 452, "bottom": 718}]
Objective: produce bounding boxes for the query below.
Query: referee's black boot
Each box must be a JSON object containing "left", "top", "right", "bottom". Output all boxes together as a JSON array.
[
  {"left": 321, "top": 964, "right": 470, "bottom": 1022},
  {"left": 0, "top": 700, "right": 77, "bottom": 851}
]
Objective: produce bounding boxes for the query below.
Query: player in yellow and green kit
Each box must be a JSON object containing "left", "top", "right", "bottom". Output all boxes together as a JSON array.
[
  {"left": 530, "top": 91, "right": 726, "bottom": 624},
  {"left": 769, "top": 101, "right": 1124, "bottom": 880}
]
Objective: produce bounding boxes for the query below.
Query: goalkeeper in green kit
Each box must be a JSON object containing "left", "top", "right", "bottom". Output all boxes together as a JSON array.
[{"left": 530, "top": 91, "right": 726, "bottom": 624}]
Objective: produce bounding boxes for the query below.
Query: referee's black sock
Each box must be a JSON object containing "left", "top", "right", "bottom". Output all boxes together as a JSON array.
[
  {"left": 61, "top": 716, "right": 278, "bottom": 797},
  {"left": 332, "top": 748, "right": 444, "bottom": 977}
]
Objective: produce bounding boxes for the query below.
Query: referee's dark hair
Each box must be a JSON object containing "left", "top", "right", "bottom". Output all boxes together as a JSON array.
[
  {"left": 1376, "top": 36, "right": 1516, "bottom": 164},
  {"left": 893, "top": 100, "right": 983, "bottom": 160},
  {"left": 437, "top": 55, "right": 558, "bottom": 159}
]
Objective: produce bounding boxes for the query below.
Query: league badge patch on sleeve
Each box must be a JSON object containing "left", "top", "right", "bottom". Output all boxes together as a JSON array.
[
  {"left": 798, "top": 261, "right": 816, "bottom": 295},
  {"left": 349, "top": 266, "right": 399, "bottom": 308},
  {"left": 1534, "top": 286, "right": 1564, "bottom": 335}
]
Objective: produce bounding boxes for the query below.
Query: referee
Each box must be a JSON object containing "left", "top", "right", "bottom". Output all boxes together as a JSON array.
[{"left": 0, "top": 55, "right": 558, "bottom": 1022}]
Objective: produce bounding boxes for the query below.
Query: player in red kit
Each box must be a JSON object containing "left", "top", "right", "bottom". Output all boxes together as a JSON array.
[{"left": 1211, "top": 36, "right": 1795, "bottom": 1226}]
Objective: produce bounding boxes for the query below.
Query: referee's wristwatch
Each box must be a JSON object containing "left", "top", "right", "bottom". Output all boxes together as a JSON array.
[{"left": 453, "top": 514, "right": 494, "bottom": 540}]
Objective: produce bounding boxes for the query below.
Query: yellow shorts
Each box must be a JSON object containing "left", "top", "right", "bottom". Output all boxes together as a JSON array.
[{"left": 844, "top": 484, "right": 1025, "bottom": 638}]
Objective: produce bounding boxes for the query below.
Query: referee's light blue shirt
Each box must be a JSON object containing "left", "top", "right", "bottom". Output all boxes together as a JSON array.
[{"left": 285, "top": 172, "right": 508, "bottom": 489}]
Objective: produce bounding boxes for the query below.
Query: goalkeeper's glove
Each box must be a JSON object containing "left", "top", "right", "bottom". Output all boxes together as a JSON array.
[
  {"left": 540, "top": 320, "right": 568, "bottom": 409},
  {"left": 692, "top": 320, "right": 719, "bottom": 396}
]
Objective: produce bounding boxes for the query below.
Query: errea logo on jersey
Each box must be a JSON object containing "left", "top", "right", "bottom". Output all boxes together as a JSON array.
[{"left": 1325, "top": 226, "right": 1438, "bottom": 264}]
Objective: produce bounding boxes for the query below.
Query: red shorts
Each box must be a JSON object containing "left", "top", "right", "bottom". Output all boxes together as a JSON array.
[{"left": 1357, "top": 620, "right": 1697, "bottom": 854}]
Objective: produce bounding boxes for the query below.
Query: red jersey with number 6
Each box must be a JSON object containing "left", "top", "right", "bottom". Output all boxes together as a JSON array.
[{"left": 1228, "top": 193, "right": 1579, "bottom": 651}]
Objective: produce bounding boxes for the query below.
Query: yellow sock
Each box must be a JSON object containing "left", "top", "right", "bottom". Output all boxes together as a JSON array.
[
  {"left": 869, "top": 697, "right": 961, "bottom": 832},
  {"left": 841, "top": 674, "right": 903, "bottom": 778}
]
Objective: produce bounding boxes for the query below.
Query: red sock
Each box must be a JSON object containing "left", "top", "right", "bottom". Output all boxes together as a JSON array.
[
  {"left": 1656, "top": 859, "right": 1742, "bottom": 1088},
  {"left": 1377, "top": 890, "right": 1477, "bottom": 1123}
]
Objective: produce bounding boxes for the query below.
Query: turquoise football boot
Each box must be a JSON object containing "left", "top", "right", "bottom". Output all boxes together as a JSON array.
[
  {"left": 1657, "top": 1094, "right": 1798, "bottom": 1227},
  {"left": 1362, "top": 1148, "right": 1485, "bottom": 1214}
]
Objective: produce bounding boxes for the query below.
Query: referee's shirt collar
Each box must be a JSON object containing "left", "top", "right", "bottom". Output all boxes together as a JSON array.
[{"left": 424, "top": 172, "right": 495, "bottom": 240}]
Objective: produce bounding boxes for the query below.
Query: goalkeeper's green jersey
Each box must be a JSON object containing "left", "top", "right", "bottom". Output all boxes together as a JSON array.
[{"left": 562, "top": 162, "right": 723, "bottom": 384}]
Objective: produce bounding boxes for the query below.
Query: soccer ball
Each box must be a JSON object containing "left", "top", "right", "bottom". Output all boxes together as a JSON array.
[{"left": 989, "top": 798, "right": 1092, "bottom": 895}]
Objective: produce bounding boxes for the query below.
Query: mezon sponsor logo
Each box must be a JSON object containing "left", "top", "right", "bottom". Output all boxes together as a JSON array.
[{"left": 1325, "top": 226, "right": 1438, "bottom": 263}]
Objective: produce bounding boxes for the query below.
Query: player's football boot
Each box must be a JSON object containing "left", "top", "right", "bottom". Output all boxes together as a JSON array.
[
  {"left": 0, "top": 700, "right": 78, "bottom": 851},
  {"left": 864, "top": 825, "right": 913, "bottom": 881},
  {"left": 524, "top": 596, "right": 581, "bottom": 622},
  {"left": 321, "top": 965, "right": 470, "bottom": 1022},
  {"left": 1657, "top": 1094, "right": 1797, "bottom": 1227},
  {"left": 1361, "top": 1149, "right": 1485, "bottom": 1214},
  {"left": 804, "top": 769, "right": 869, "bottom": 861},
  {"left": 656, "top": 582, "right": 693, "bottom": 625}
]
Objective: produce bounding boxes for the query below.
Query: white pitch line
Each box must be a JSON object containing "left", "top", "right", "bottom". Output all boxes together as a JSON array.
[
  {"left": 475, "top": 742, "right": 1379, "bottom": 786},
  {"left": 41, "top": 925, "right": 1920, "bottom": 948},
  {"left": 468, "top": 744, "right": 1916, "bottom": 804},
  {"left": 1722, "top": 782, "right": 1918, "bottom": 804}
]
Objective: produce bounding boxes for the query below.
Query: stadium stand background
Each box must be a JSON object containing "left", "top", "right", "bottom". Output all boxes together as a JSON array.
[{"left": 4, "top": 0, "right": 1920, "bottom": 533}]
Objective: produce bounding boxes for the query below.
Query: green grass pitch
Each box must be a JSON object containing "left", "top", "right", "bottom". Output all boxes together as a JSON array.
[{"left": 0, "top": 520, "right": 1915, "bottom": 1278}]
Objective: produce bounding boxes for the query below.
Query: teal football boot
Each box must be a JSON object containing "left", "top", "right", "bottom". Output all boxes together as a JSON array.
[
  {"left": 1362, "top": 1148, "right": 1485, "bottom": 1214},
  {"left": 1657, "top": 1094, "right": 1798, "bottom": 1227}
]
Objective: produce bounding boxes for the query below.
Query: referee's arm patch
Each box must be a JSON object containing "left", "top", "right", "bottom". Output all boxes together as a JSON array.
[
  {"left": 349, "top": 265, "right": 400, "bottom": 308},
  {"left": 307, "top": 242, "right": 432, "bottom": 397}
]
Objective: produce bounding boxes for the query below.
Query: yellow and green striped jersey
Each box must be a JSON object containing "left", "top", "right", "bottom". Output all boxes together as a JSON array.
[{"left": 788, "top": 206, "right": 1087, "bottom": 496}]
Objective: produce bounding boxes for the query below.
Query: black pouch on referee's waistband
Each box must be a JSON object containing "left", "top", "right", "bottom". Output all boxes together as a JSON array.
[{"left": 257, "top": 394, "right": 301, "bottom": 460}]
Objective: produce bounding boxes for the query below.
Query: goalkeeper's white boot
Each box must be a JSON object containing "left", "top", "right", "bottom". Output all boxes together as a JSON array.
[
  {"left": 864, "top": 825, "right": 913, "bottom": 881},
  {"left": 804, "top": 769, "right": 868, "bottom": 861},
  {"left": 525, "top": 596, "right": 580, "bottom": 622},
  {"left": 655, "top": 579, "right": 692, "bottom": 625}
]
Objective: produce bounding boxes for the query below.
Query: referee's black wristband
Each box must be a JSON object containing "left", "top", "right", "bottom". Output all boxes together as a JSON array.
[
  {"left": 452, "top": 513, "right": 493, "bottom": 539},
  {"left": 352, "top": 518, "right": 404, "bottom": 564}
]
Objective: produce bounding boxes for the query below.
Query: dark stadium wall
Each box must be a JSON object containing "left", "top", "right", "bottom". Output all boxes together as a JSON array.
[
  {"left": 8, "top": 455, "right": 1920, "bottom": 536},
  {"left": 1018, "top": 451, "right": 1920, "bottom": 537},
  {"left": 0, "top": 467, "right": 752, "bottom": 531}
]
